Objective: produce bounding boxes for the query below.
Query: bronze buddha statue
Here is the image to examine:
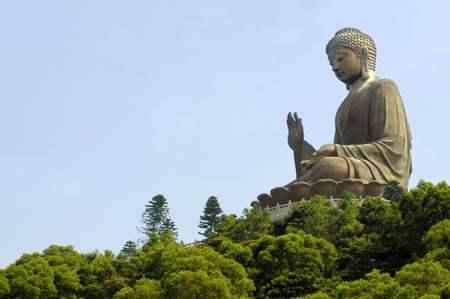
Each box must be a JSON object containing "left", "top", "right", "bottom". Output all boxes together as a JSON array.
[{"left": 259, "top": 28, "right": 412, "bottom": 207}]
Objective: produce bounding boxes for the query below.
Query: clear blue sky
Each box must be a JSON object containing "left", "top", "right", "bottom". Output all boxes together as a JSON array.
[{"left": 1, "top": 1, "right": 449, "bottom": 268}]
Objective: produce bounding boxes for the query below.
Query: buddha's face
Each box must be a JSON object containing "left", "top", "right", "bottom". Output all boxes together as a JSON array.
[{"left": 327, "top": 47, "right": 361, "bottom": 85}]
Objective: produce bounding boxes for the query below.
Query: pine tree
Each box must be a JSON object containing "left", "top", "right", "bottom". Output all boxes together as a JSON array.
[
  {"left": 199, "top": 196, "right": 223, "bottom": 239},
  {"left": 120, "top": 240, "right": 138, "bottom": 260},
  {"left": 140, "top": 194, "right": 178, "bottom": 241},
  {"left": 163, "top": 217, "right": 178, "bottom": 239}
]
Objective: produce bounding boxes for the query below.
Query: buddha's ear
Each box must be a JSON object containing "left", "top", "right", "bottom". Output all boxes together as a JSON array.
[{"left": 360, "top": 47, "right": 370, "bottom": 80}]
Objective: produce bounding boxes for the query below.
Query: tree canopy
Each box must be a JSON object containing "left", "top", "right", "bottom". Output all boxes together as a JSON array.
[{"left": 1, "top": 180, "right": 449, "bottom": 298}]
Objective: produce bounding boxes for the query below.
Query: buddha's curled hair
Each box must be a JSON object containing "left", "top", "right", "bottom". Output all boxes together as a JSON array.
[{"left": 326, "top": 28, "right": 377, "bottom": 71}]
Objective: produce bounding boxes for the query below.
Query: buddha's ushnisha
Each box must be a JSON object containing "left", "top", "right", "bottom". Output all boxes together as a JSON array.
[{"left": 287, "top": 27, "right": 412, "bottom": 188}]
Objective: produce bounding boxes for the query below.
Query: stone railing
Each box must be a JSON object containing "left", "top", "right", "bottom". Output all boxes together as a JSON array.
[
  {"left": 181, "top": 240, "right": 203, "bottom": 248},
  {"left": 265, "top": 197, "right": 345, "bottom": 222}
]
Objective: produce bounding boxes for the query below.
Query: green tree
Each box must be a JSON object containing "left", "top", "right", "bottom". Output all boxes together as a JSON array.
[
  {"left": 215, "top": 214, "right": 243, "bottom": 242},
  {"left": 162, "top": 217, "right": 178, "bottom": 239},
  {"left": 332, "top": 269, "right": 414, "bottom": 299},
  {"left": 283, "top": 196, "right": 363, "bottom": 245},
  {"left": 120, "top": 241, "right": 138, "bottom": 260},
  {"left": 216, "top": 204, "right": 271, "bottom": 242},
  {"left": 243, "top": 204, "right": 272, "bottom": 240},
  {"left": 0, "top": 271, "right": 10, "bottom": 298},
  {"left": 262, "top": 272, "right": 321, "bottom": 298},
  {"left": 164, "top": 270, "right": 231, "bottom": 298},
  {"left": 329, "top": 253, "right": 450, "bottom": 299},
  {"left": 421, "top": 219, "right": 450, "bottom": 252},
  {"left": 113, "top": 286, "right": 135, "bottom": 298},
  {"left": 398, "top": 180, "right": 450, "bottom": 257},
  {"left": 78, "top": 251, "right": 133, "bottom": 299},
  {"left": 114, "top": 277, "right": 162, "bottom": 299},
  {"left": 5, "top": 253, "right": 58, "bottom": 298},
  {"left": 78, "top": 254, "right": 115, "bottom": 298},
  {"left": 42, "top": 245, "right": 83, "bottom": 298},
  {"left": 199, "top": 196, "right": 223, "bottom": 239},
  {"left": 384, "top": 180, "right": 405, "bottom": 203},
  {"left": 133, "top": 236, "right": 255, "bottom": 298},
  {"left": 395, "top": 260, "right": 450, "bottom": 297},
  {"left": 140, "top": 194, "right": 178, "bottom": 240},
  {"left": 280, "top": 196, "right": 372, "bottom": 280},
  {"left": 300, "top": 291, "right": 331, "bottom": 298},
  {"left": 216, "top": 239, "right": 253, "bottom": 267},
  {"left": 358, "top": 197, "right": 399, "bottom": 235},
  {"left": 249, "top": 231, "right": 337, "bottom": 298},
  {"left": 354, "top": 197, "right": 406, "bottom": 275},
  {"left": 134, "top": 278, "right": 162, "bottom": 298},
  {"left": 422, "top": 248, "right": 450, "bottom": 271}
]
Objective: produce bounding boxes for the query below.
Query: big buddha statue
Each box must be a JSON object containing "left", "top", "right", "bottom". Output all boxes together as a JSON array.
[{"left": 258, "top": 28, "right": 412, "bottom": 208}]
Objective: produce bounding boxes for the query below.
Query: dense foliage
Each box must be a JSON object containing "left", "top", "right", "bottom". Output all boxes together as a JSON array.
[
  {"left": 1, "top": 180, "right": 449, "bottom": 298},
  {"left": 216, "top": 204, "right": 272, "bottom": 243}
]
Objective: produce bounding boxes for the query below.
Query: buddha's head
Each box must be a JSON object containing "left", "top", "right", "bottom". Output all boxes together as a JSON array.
[{"left": 326, "top": 28, "right": 377, "bottom": 86}]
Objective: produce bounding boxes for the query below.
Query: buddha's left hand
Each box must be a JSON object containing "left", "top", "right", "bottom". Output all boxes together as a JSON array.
[{"left": 306, "top": 144, "right": 336, "bottom": 168}]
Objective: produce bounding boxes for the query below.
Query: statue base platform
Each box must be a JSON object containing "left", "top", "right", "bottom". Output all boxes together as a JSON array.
[{"left": 257, "top": 179, "right": 386, "bottom": 222}]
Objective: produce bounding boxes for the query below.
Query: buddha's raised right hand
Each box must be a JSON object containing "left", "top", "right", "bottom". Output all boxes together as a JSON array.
[{"left": 287, "top": 112, "right": 304, "bottom": 152}]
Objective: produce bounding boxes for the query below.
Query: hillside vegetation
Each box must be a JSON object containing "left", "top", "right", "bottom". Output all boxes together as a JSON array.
[{"left": 1, "top": 180, "right": 449, "bottom": 298}]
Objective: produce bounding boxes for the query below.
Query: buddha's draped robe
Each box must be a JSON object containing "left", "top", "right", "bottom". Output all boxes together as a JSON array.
[{"left": 299, "top": 79, "right": 412, "bottom": 188}]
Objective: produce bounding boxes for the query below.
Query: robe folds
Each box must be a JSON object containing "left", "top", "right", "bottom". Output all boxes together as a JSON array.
[{"left": 301, "top": 79, "right": 412, "bottom": 188}]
